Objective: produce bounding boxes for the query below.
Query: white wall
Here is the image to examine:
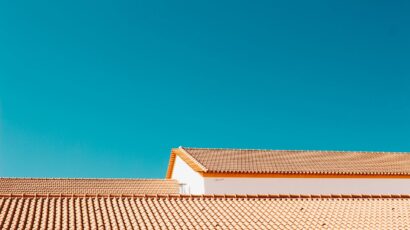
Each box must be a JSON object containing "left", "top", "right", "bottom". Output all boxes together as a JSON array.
[
  {"left": 204, "top": 177, "right": 410, "bottom": 195},
  {"left": 171, "top": 156, "right": 205, "bottom": 194}
]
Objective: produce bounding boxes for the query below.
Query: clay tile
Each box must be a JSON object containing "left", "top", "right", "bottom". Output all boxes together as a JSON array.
[
  {"left": 289, "top": 194, "right": 301, "bottom": 198},
  {"left": 246, "top": 194, "right": 258, "bottom": 199},
  {"left": 278, "top": 194, "right": 290, "bottom": 198},
  {"left": 257, "top": 194, "right": 269, "bottom": 198},
  {"left": 225, "top": 194, "right": 236, "bottom": 198},
  {"left": 341, "top": 194, "right": 352, "bottom": 198},
  {"left": 330, "top": 194, "right": 342, "bottom": 198},
  {"left": 267, "top": 194, "right": 280, "bottom": 198},
  {"left": 182, "top": 148, "right": 410, "bottom": 177},
  {"left": 23, "top": 194, "right": 35, "bottom": 198},
  {"left": 145, "top": 194, "right": 157, "bottom": 198},
  {"left": 236, "top": 194, "right": 247, "bottom": 198}
]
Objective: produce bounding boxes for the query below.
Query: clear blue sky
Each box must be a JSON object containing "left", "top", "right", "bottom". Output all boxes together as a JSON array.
[{"left": 0, "top": 0, "right": 409, "bottom": 178}]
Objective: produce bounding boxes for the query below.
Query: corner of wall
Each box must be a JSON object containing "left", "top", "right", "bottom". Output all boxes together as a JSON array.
[{"left": 171, "top": 155, "right": 206, "bottom": 194}]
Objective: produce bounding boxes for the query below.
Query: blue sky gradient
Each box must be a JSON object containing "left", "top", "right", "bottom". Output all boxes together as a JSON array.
[{"left": 0, "top": 0, "right": 409, "bottom": 178}]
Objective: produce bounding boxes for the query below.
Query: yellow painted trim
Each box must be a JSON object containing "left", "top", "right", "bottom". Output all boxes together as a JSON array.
[
  {"left": 177, "top": 147, "right": 208, "bottom": 172},
  {"left": 165, "top": 148, "right": 207, "bottom": 179},
  {"left": 201, "top": 172, "right": 410, "bottom": 179},
  {"left": 165, "top": 151, "right": 177, "bottom": 179}
]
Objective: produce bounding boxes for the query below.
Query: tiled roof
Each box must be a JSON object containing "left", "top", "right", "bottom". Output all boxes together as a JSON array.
[
  {"left": 168, "top": 147, "right": 410, "bottom": 176},
  {"left": 1, "top": 194, "right": 410, "bottom": 229},
  {"left": 0, "top": 178, "right": 179, "bottom": 194}
]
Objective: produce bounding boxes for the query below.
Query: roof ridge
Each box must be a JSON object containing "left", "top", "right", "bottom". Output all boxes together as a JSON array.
[
  {"left": 181, "top": 147, "right": 410, "bottom": 155},
  {"left": 1, "top": 193, "right": 410, "bottom": 199}
]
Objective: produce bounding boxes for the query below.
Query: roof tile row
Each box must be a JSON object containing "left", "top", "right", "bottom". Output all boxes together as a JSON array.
[
  {"left": 1, "top": 195, "right": 410, "bottom": 229},
  {"left": 0, "top": 178, "right": 179, "bottom": 195},
  {"left": 2, "top": 193, "right": 410, "bottom": 199},
  {"left": 179, "top": 147, "right": 410, "bottom": 176}
]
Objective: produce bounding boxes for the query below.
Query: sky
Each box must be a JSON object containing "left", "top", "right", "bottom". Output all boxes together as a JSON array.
[{"left": 0, "top": 0, "right": 409, "bottom": 178}]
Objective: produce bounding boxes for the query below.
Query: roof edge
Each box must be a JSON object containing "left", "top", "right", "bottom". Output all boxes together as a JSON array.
[
  {"left": 1, "top": 193, "right": 410, "bottom": 199},
  {"left": 202, "top": 172, "right": 410, "bottom": 178},
  {"left": 178, "top": 147, "right": 208, "bottom": 172},
  {"left": 165, "top": 149, "right": 177, "bottom": 179},
  {"left": 165, "top": 147, "right": 208, "bottom": 179},
  {"left": 181, "top": 147, "right": 410, "bottom": 155}
]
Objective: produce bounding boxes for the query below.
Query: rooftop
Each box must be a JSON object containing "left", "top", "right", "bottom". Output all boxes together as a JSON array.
[
  {"left": 0, "top": 178, "right": 179, "bottom": 195},
  {"left": 167, "top": 147, "right": 410, "bottom": 177},
  {"left": 1, "top": 193, "right": 410, "bottom": 229}
]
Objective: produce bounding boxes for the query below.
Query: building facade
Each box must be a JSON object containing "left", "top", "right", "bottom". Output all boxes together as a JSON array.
[{"left": 167, "top": 147, "right": 410, "bottom": 195}]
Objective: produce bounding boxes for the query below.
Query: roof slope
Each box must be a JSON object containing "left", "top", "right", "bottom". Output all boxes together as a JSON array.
[
  {"left": 0, "top": 178, "right": 179, "bottom": 194},
  {"left": 1, "top": 194, "right": 410, "bottom": 229},
  {"left": 172, "top": 147, "right": 410, "bottom": 176}
]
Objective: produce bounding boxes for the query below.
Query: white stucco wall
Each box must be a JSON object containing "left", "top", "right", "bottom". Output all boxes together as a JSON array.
[
  {"left": 204, "top": 177, "right": 410, "bottom": 195},
  {"left": 171, "top": 156, "right": 205, "bottom": 194}
]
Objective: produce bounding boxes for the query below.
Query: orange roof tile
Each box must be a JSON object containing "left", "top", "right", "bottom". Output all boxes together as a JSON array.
[
  {"left": 168, "top": 147, "right": 410, "bottom": 177},
  {"left": 0, "top": 178, "right": 179, "bottom": 194},
  {"left": 1, "top": 194, "right": 410, "bottom": 229}
]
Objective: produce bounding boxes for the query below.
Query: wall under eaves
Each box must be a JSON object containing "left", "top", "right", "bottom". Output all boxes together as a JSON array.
[{"left": 203, "top": 177, "right": 410, "bottom": 195}]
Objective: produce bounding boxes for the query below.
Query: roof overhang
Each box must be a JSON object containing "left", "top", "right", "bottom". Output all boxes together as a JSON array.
[{"left": 165, "top": 147, "right": 207, "bottom": 179}]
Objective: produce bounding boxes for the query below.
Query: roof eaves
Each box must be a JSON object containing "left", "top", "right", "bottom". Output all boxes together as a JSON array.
[
  {"left": 165, "top": 150, "right": 177, "bottom": 179},
  {"left": 165, "top": 147, "right": 208, "bottom": 179}
]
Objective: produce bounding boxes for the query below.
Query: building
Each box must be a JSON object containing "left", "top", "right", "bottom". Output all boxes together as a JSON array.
[
  {"left": 166, "top": 147, "right": 410, "bottom": 194},
  {"left": 2, "top": 147, "right": 410, "bottom": 229}
]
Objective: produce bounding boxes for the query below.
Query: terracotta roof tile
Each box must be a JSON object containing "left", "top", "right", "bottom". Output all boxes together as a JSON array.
[
  {"left": 179, "top": 147, "right": 410, "bottom": 176},
  {"left": 1, "top": 194, "right": 410, "bottom": 229},
  {"left": 0, "top": 178, "right": 179, "bottom": 194}
]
